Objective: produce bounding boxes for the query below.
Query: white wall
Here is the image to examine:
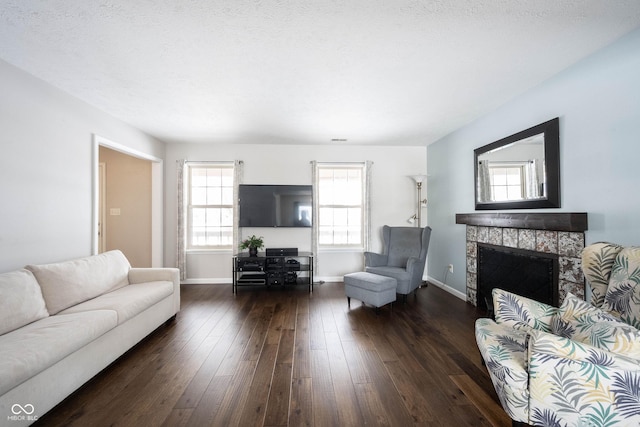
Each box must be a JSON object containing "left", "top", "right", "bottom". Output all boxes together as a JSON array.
[
  {"left": 164, "top": 143, "right": 427, "bottom": 282},
  {"left": 0, "top": 59, "right": 165, "bottom": 272},
  {"left": 426, "top": 27, "right": 640, "bottom": 297}
]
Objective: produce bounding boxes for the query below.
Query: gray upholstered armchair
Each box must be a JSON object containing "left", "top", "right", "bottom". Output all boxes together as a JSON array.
[{"left": 364, "top": 225, "right": 432, "bottom": 302}]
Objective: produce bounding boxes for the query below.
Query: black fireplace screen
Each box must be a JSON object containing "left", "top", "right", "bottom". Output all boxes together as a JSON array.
[{"left": 477, "top": 243, "right": 558, "bottom": 312}]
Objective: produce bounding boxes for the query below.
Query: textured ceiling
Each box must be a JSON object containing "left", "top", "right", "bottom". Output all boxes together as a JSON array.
[{"left": 1, "top": 1, "right": 640, "bottom": 145}]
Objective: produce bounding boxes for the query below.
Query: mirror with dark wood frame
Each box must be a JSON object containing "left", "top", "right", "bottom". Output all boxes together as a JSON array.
[{"left": 474, "top": 118, "right": 560, "bottom": 210}]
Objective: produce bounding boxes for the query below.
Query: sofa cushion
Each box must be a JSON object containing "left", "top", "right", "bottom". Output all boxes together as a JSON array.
[
  {"left": 553, "top": 293, "right": 620, "bottom": 340},
  {"left": 0, "top": 269, "right": 49, "bottom": 335},
  {"left": 58, "top": 280, "right": 174, "bottom": 324},
  {"left": 554, "top": 293, "right": 640, "bottom": 358},
  {"left": 602, "top": 247, "right": 640, "bottom": 329},
  {"left": 0, "top": 310, "right": 118, "bottom": 396},
  {"left": 493, "top": 288, "right": 557, "bottom": 333},
  {"left": 27, "top": 250, "right": 131, "bottom": 314}
]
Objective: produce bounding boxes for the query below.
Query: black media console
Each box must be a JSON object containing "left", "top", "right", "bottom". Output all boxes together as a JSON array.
[{"left": 232, "top": 251, "right": 313, "bottom": 294}]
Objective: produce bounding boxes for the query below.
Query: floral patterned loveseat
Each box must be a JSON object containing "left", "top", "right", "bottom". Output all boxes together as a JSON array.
[{"left": 475, "top": 243, "right": 640, "bottom": 427}]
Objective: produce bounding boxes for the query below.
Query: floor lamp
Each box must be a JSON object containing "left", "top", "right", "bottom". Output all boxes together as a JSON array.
[{"left": 409, "top": 175, "right": 428, "bottom": 227}]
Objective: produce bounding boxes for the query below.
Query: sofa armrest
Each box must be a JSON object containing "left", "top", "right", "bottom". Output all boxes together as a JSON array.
[
  {"left": 493, "top": 288, "right": 557, "bottom": 332},
  {"left": 129, "top": 268, "right": 179, "bottom": 286},
  {"left": 364, "top": 252, "right": 388, "bottom": 267},
  {"left": 527, "top": 329, "right": 640, "bottom": 426},
  {"left": 129, "top": 268, "right": 180, "bottom": 314}
]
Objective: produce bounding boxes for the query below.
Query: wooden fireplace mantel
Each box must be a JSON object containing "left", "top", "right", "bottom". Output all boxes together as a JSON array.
[{"left": 455, "top": 212, "right": 588, "bottom": 232}]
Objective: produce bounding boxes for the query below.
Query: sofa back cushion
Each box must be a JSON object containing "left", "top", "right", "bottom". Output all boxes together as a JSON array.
[
  {"left": 601, "top": 247, "right": 640, "bottom": 329},
  {"left": 582, "top": 242, "right": 623, "bottom": 308},
  {"left": 0, "top": 269, "right": 49, "bottom": 335},
  {"left": 493, "top": 288, "right": 557, "bottom": 332},
  {"left": 27, "top": 250, "right": 131, "bottom": 315},
  {"left": 554, "top": 292, "right": 640, "bottom": 358}
]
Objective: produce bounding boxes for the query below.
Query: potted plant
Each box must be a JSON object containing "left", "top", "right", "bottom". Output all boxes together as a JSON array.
[{"left": 240, "top": 235, "right": 264, "bottom": 257}]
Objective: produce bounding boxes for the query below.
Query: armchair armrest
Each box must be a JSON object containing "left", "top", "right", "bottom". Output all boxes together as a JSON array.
[
  {"left": 406, "top": 256, "right": 419, "bottom": 272},
  {"left": 493, "top": 288, "right": 558, "bottom": 332},
  {"left": 527, "top": 329, "right": 640, "bottom": 426},
  {"left": 364, "top": 251, "right": 388, "bottom": 267}
]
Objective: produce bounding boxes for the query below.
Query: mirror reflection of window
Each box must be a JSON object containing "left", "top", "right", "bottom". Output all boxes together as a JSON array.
[
  {"left": 489, "top": 164, "right": 526, "bottom": 201},
  {"left": 477, "top": 134, "right": 545, "bottom": 202}
]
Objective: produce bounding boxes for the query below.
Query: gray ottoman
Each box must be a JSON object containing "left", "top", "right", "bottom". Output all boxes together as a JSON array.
[{"left": 344, "top": 272, "right": 397, "bottom": 313}]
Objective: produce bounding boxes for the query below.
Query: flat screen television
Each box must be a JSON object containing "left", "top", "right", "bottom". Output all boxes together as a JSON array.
[{"left": 239, "top": 184, "right": 312, "bottom": 227}]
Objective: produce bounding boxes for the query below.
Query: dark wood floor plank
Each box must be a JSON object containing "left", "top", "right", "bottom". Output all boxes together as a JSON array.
[
  {"left": 383, "top": 360, "right": 436, "bottom": 424},
  {"left": 241, "top": 305, "right": 276, "bottom": 361},
  {"left": 34, "top": 283, "right": 510, "bottom": 427},
  {"left": 183, "top": 374, "right": 232, "bottom": 426},
  {"left": 450, "top": 374, "right": 511, "bottom": 427},
  {"left": 161, "top": 407, "right": 193, "bottom": 427},
  {"left": 174, "top": 321, "right": 242, "bottom": 409},
  {"left": 288, "top": 377, "right": 313, "bottom": 427},
  {"left": 354, "top": 382, "right": 393, "bottom": 427},
  {"left": 356, "top": 348, "right": 417, "bottom": 425},
  {"left": 308, "top": 297, "right": 327, "bottom": 351},
  {"left": 264, "top": 361, "right": 293, "bottom": 426},
  {"left": 266, "top": 301, "right": 289, "bottom": 345},
  {"left": 324, "top": 331, "right": 365, "bottom": 426},
  {"left": 119, "top": 334, "right": 222, "bottom": 427},
  {"left": 211, "top": 360, "right": 257, "bottom": 426},
  {"left": 341, "top": 338, "right": 371, "bottom": 385},
  {"left": 292, "top": 309, "right": 311, "bottom": 380},
  {"left": 310, "top": 348, "right": 340, "bottom": 426},
  {"left": 215, "top": 301, "right": 264, "bottom": 376},
  {"left": 239, "top": 343, "right": 279, "bottom": 426}
]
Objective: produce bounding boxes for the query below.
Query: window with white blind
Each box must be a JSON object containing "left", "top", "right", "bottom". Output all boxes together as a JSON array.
[
  {"left": 317, "top": 164, "right": 364, "bottom": 247},
  {"left": 187, "top": 164, "right": 234, "bottom": 249}
]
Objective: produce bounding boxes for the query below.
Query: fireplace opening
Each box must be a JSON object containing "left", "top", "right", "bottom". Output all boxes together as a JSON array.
[{"left": 477, "top": 243, "right": 559, "bottom": 313}]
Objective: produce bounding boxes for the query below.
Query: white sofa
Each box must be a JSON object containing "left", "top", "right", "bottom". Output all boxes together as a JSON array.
[{"left": 0, "top": 250, "right": 180, "bottom": 425}]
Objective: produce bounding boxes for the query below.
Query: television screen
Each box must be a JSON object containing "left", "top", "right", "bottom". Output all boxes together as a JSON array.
[{"left": 239, "top": 185, "right": 312, "bottom": 227}]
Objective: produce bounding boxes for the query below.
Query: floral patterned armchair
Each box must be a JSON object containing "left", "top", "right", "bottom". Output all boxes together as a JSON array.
[{"left": 475, "top": 243, "right": 640, "bottom": 427}]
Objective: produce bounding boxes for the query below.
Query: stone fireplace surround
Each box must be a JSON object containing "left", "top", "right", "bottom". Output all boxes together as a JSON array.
[{"left": 455, "top": 213, "right": 588, "bottom": 307}]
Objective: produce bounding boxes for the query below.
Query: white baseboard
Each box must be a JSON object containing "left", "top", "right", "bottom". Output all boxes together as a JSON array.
[
  {"left": 315, "top": 276, "right": 344, "bottom": 283},
  {"left": 181, "top": 278, "right": 230, "bottom": 285},
  {"left": 426, "top": 276, "right": 467, "bottom": 301},
  {"left": 182, "top": 277, "right": 343, "bottom": 285}
]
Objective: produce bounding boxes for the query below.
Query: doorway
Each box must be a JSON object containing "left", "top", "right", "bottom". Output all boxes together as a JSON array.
[{"left": 93, "top": 135, "right": 163, "bottom": 267}]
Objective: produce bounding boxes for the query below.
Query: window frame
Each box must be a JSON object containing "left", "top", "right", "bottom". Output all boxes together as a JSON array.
[
  {"left": 186, "top": 162, "right": 235, "bottom": 251},
  {"left": 316, "top": 163, "right": 366, "bottom": 249}
]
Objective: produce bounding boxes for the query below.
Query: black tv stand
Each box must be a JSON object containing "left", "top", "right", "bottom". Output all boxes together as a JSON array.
[{"left": 232, "top": 252, "right": 314, "bottom": 294}]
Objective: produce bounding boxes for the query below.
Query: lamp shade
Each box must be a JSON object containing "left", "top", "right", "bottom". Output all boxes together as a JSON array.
[{"left": 410, "top": 174, "right": 428, "bottom": 184}]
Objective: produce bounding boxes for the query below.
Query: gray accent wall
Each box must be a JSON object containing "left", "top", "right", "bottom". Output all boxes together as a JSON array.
[{"left": 427, "top": 27, "right": 640, "bottom": 297}]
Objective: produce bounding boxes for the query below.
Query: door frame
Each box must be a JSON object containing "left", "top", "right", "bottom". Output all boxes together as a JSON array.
[
  {"left": 92, "top": 134, "right": 164, "bottom": 267},
  {"left": 98, "top": 162, "right": 107, "bottom": 253}
]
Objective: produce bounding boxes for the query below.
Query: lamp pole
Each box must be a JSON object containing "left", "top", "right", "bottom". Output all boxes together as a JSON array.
[
  {"left": 416, "top": 181, "right": 423, "bottom": 228},
  {"left": 410, "top": 175, "right": 428, "bottom": 228}
]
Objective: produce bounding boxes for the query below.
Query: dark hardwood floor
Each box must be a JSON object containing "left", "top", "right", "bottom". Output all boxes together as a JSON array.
[{"left": 34, "top": 281, "right": 511, "bottom": 427}]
